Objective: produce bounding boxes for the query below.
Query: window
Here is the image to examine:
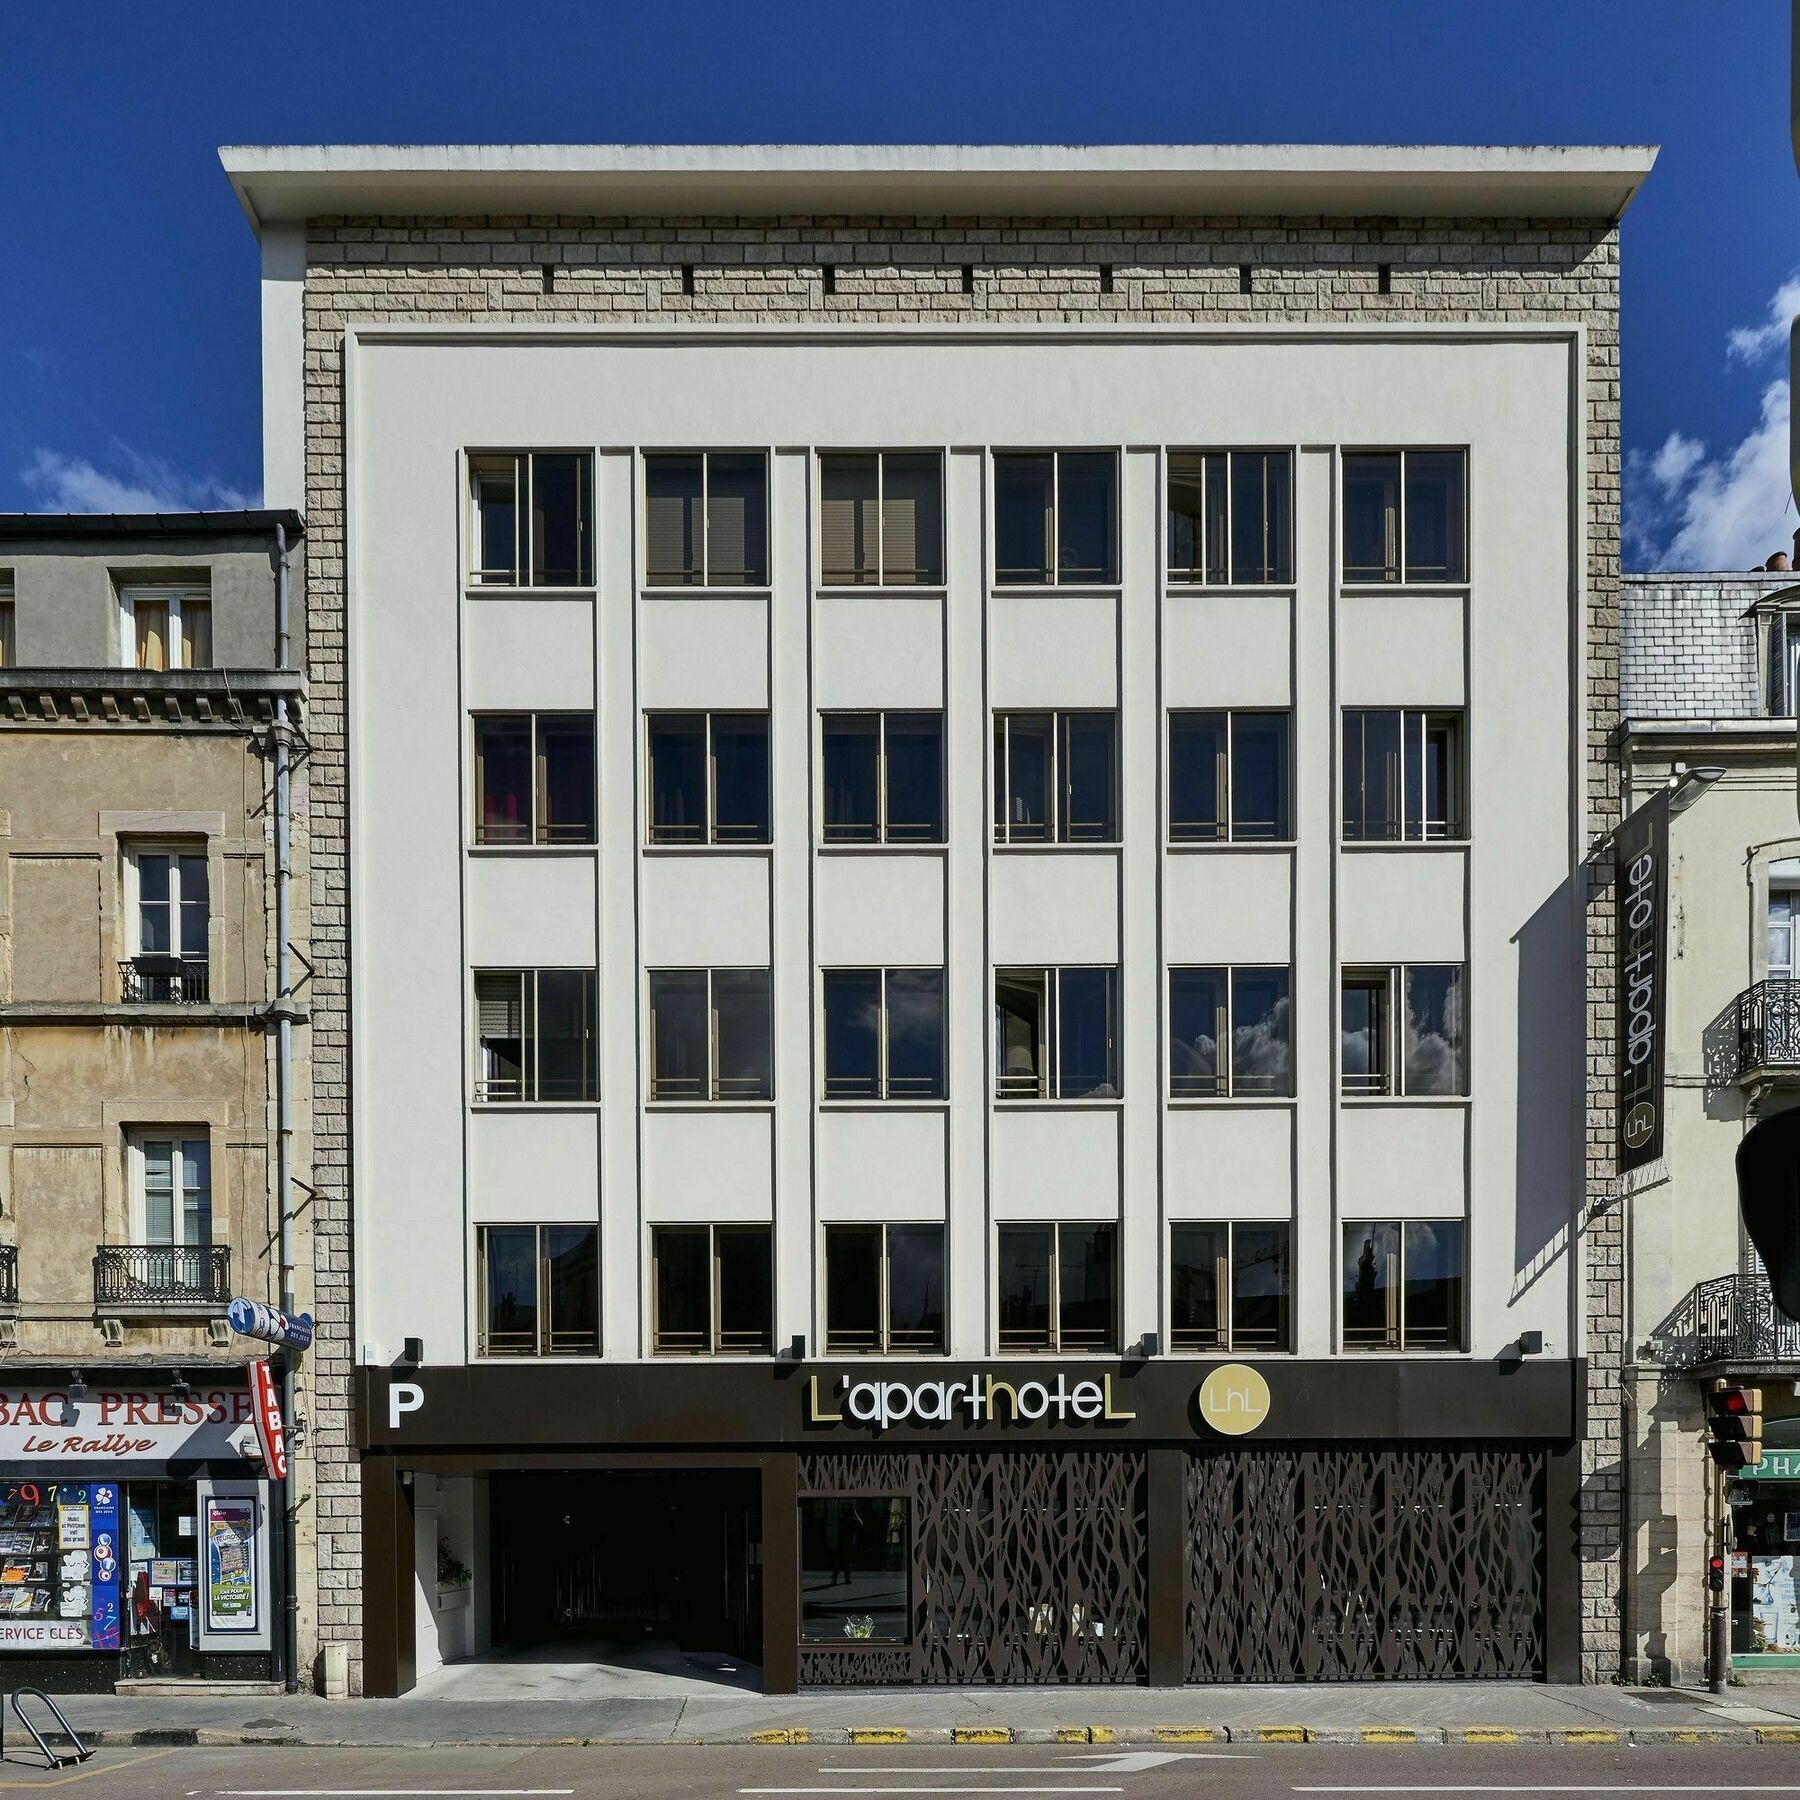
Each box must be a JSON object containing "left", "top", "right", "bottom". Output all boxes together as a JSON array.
[
  {"left": 1343, "top": 450, "right": 1467, "bottom": 583},
  {"left": 123, "top": 844, "right": 209, "bottom": 1001},
  {"left": 645, "top": 452, "right": 769, "bottom": 587},
  {"left": 0, "top": 576, "right": 13, "bottom": 667},
  {"left": 821, "top": 712, "right": 944, "bottom": 844},
  {"left": 119, "top": 581, "right": 211, "bottom": 670},
  {"left": 801, "top": 1496, "right": 910, "bottom": 1643},
  {"left": 473, "top": 969, "right": 598, "bottom": 1103},
  {"left": 1342, "top": 1219, "right": 1465, "bottom": 1350},
  {"left": 1770, "top": 861, "right": 1800, "bottom": 980},
  {"left": 993, "top": 711, "right": 1118, "bottom": 845},
  {"left": 1342, "top": 710, "right": 1465, "bottom": 842},
  {"left": 994, "top": 451, "right": 1118, "bottom": 585},
  {"left": 1169, "top": 967, "right": 1293, "bottom": 1098},
  {"left": 1767, "top": 612, "right": 1800, "bottom": 716},
  {"left": 996, "top": 1222, "right": 1117, "bottom": 1351},
  {"left": 1170, "top": 1221, "right": 1292, "bottom": 1351},
  {"left": 823, "top": 969, "right": 945, "bottom": 1100},
  {"left": 133, "top": 1134, "right": 212, "bottom": 1247},
  {"left": 1167, "top": 451, "right": 1293, "bottom": 584},
  {"left": 473, "top": 713, "right": 595, "bottom": 845},
  {"left": 1168, "top": 710, "right": 1291, "bottom": 842},
  {"left": 651, "top": 1223, "right": 773, "bottom": 1354},
  {"left": 477, "top": 1224, "right": 599, "bottom": 1355},
  {"left": 468, "top": 451, "right": 593, "bottom": 588},
  {"left": 646, "top": 712, "right": 770, "bottom": 845},
  {"left": 994, "top": 968, "right": 1118, "bottom": 1099},
  {"left": 820, "top": 453, "right": 944, "bottom": 586},
  {"left": 648, "top": 968, "right": 773, "bottom": 1101},
  {"left": 824, "top": 1224, "right": 946, "bottom": 1353},
  {"left": 1341, "top": 964, "right": 1467, "bottom": 1097}
]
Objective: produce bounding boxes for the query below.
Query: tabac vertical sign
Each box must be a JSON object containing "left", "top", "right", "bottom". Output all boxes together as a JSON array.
[{"left": 1616, "top": 789, "right": 1670, "bottom": 1174}]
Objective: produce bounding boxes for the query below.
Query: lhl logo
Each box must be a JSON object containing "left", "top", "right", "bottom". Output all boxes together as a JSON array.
[{"left": 1197, "top": 1363, "right": 1271, "bottom": 1437}]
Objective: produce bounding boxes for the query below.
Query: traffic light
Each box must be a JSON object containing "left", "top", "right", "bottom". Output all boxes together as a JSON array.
[
  {"left": 1734, "top": 1110, "right": 1800, "bottom": 1322},
  {"left": 1706, "top": 1383, "right": 1765, "bottom": 1469},
  {"left": 1709, "top": 1554, "right": 1727, "bottom": 1594}
]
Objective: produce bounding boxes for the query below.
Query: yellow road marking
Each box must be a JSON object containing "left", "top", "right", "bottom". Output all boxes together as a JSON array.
[{"left": 0, "top": 1748, "right": 175, "bottom": 1789}]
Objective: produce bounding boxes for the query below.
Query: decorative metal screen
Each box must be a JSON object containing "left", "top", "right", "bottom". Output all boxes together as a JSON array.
[
  {"left": 798, "top": 1450, "right": 1147, "bottom": 1685},
  {"left": 1185, "top": 1445, "right": 1545, "bottom": 1681}
]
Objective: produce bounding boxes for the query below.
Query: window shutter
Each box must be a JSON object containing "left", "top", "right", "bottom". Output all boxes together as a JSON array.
[
  {"left": 476, "top": 972, "right": 523, "bottom": 1036},
  {"left": 881, "top": 490, "right": 915, "bottom": 583},
  {"left": 821, "top": 496, "right": 860, "bottom": 583},
  {"left": 708, "top": 493, "right": 747, "bottom": 584}
]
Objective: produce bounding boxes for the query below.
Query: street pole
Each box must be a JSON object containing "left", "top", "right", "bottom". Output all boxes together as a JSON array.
[{"left": 1709, "top": 1454, "right": 1730, "bottom": 1694}]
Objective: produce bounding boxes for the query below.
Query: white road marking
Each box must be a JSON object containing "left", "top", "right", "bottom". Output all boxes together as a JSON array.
[
  {"left": 217, "top": 1791, "right": 576, "bottom": 1798},
  {"left": 818, "top": 1759, "right": 1249, "bottom": 1773},
  {"left": 741, "top": 1789, "right": 1126, "bottom": 1796},
  {"left": 1294, "top": 1788, "right": 1800, "bottom": 1796}
]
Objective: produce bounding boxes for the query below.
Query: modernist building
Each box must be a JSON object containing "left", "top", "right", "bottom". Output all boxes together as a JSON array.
[
  {"left": 0, "top": 513, "right": 312, "bottom": 1688},
  {"left": 226, "top": 142, "right": 1650, "bottom": 1694},
  {"left": 1621, "top": 557, "right": 1800, "bottom": 1679}
]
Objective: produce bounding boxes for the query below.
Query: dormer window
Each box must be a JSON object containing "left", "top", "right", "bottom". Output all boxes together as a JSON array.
[
  {"left": 1768, "top": 609, "right": 1800, "bottom": 716},
  {"left": 119, "top": 580, "right": 211, "bottom": 670}
]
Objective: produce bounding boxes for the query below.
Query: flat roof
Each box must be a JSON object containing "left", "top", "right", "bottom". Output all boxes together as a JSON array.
[
  {"left": 220, "top": 143, "right": 1656, "bottom": 229},
  {"left": 0, "top": 509, "right": 304, "bottom": 541}
]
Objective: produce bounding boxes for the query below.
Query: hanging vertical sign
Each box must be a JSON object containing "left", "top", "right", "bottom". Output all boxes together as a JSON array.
[
  {"left": 1616, "top": 789, "right": 1670, "bottom": 1175},
  {"left": 248, "top": 1360, "right": 288, "bottom": 1482}
]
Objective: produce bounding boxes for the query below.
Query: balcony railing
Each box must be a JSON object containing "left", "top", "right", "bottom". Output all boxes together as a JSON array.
[
  {"left": 1648, "top": 1272, "right": 1800, "bottom": 1369},
  {"left": 93, "top": 1243, "right": 230, "bottom": 1309},
  {"left": 0, "top": 1244, "right": 16, "bottom": 1310},
  {"left": 118, "top": 957, "right": 210, "bottom": 1004},
  {"left": 1734, "top": 978, "right": 1800, "bottom": 1082}
]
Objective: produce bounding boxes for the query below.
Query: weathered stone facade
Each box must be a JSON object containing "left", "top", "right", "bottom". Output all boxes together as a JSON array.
[{"left": 299, "top": 214, "right": 1625, "bottom": 1686}]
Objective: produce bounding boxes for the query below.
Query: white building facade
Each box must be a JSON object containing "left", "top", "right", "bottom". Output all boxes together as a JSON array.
[{"left": 228, "top": 145, "right": 1649, "bottom": 1693}]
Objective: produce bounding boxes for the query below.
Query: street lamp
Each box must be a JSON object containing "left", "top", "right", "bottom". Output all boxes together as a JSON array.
[{"left": 1667, "top": 764, "right": 1726, "bottom": 815}]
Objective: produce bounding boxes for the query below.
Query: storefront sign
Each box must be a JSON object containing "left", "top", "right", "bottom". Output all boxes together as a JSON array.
[
  {"left": 228, "top": 1297, "right": 314, "bottom": 1352},
  {"left": 0, "top": 1620, "right": 88, "bottom": 1648},
  {"left": 807, "top": 1371, "right": 1137, "bottom": 1430},
  {"left": 1738, "top": 1448, "right": 1800, "bottom": 1482},
  {"left": 249, "top": 1361, "right": 288, "bottom": 1482},
  {"left": 1616, "top": 789, "right": 1670, "bottom": 1175},
  {"left": 0, "top": 1386, "right": 254, "bottom": 1467},
  {"left": 1197, "top": 1363, "right": 1271, "bottom": 1436}
]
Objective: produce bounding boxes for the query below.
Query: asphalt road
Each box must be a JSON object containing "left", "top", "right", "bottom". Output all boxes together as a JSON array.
[{"left": 6, "top": 1742, "right": 1800, "bottom": 1798}]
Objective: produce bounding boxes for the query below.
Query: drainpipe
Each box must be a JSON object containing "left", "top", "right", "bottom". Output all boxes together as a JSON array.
[{"left": 273, "top": 519, "right": 300, "bottom": 1694}]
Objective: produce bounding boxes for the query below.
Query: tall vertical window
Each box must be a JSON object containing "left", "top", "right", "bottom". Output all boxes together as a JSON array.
[
  {"left": 1342, "top": 1219, "right": 1465, "bottom": 1350},
  {"left": 472, "top": 713, "right": 596, "bottom": 845},
  {"left": 645, "top": 452, "right": 769, "bottom": 587},
  {"left": 478, "top": 1224, "right": 599, "bottom": 1355},
  {"left": 1169, "top": 966, "right": 1293, "bottom": 1098},
  {"left": 801, "top": 1497, "right": 910, "bottom": 1644},
  {"left": 1342, "top": 709, "right": 1465, "bottom": 843},
  {"left": 1767, "top": 611, "right": 1800, "bottom": 716},
  {"left": 119, "top": 582, "right": 211, "bottom": 671},
  {"left": 820, "top": 452, "right": 944, "bottom": 586},
  {"left": 1343, "top": 449, "right": 1467, "bottom": 583},
  {"left": 821, "top": 712, "right": 944, "bottom": 844},
  {"left": 0, "top": 576, "right": 13, "bottom": 667},
  {"left": 1170, "top": 1221, "right": 1292, "bottom": 1351},
  {"left": 1341, "top": 964, "right": 1467, "bottom": 1097},
  {"left": 646, "top": 712, "right": 770, "bottom": 846},
  {"left": 648, "top": 968, "right": 773, "bottom": 1101},
  {"left": 1769, "top": 861, "right": 1800, "bottom": 980},
  {"left": 1167, "top": 450, "right": 1294, "bottom": 585},
  {"left": 994, "top": 968, "right": 1119, "bottom": 1100},
  {"left": 994, "top": 451, "right": 1118, "bottom": 585},
  {"left": 825, "top": 1223, "right": 946, "bottom": 1353},
  {"left": 993, "top": 711, "right": 1118, "bottom": 845},
  {"left": 651, "top": 1223, "right": 773, "bottom": 1354},
  {"left": 124, "top": 845, "right": 209, "bottom": 1001},
  {"left": 473, "top": 968, "right": 598, "bottom": 1103},
  {"left": 135, "top": 1134, "right": 212, "bottom": 1247},
  {"left": 996, "top": 1222, "right": 1117, "bottom": 1351},
  {"left": 823, "top": 969, "right": 946, "bottom": 1100},
  {"left": 468, "top": 451, "right": 593, "bottom": 587},
  {"left": 1168, "top": 710, "right": 1291, "bottom": 843}
]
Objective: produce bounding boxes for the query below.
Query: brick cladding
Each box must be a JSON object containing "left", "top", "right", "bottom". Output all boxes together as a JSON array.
[
  {"left": 302, "top": 215, "right": 1624, "bottom": 1687},
  {"left": 1621, "top": 571, "right": 1795, "bottom": 720}
]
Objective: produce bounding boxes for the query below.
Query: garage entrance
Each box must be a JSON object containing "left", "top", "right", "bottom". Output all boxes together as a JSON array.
[{"left": 488, "top": 1470, "right": 761, "bottom": 1664}]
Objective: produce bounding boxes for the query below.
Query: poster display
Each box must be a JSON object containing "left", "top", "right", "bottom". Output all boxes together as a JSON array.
[
  {"left": 0, "top": 1481, "right": 121, "bottom": 1651},
  {"left": 204, "top": 1497, "right": 258, "bottom": 1634},
  {"left": 1752, "top": 1555, "right": 1800, "bottom": 1653}
]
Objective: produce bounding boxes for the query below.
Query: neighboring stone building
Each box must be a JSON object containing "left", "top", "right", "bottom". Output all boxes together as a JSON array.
[
  {"left": 223, "top": 143, "right": 1646, "bottom": 1693},
  {"left": 0, "top": 512, "right": 313, "bottom": 1687},
  {"left": 1621, "top": 556, "right": 1800, "bottom": 1680}
]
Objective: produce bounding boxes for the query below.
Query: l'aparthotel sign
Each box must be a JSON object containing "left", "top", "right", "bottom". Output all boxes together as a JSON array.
[
  {"left": 808, "top": 1370, "right": 1138, "bottom": 1429},
  {"left": 1615, "top": 789, "right": 1670, "bottom": 1176}
]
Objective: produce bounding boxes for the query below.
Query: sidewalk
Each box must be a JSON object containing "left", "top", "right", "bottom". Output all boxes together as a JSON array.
[{"left": 28, "top": 1678, "right": 1800, "bottom": 1749}]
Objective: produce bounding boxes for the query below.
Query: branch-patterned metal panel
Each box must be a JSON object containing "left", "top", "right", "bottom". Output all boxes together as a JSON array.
[
  {"left": 1185, "top": 1445, "right": 1545, "bottom": 1681},
  {"left": 799, "top": 1450, "right": 1147, "bottom": 1685}
]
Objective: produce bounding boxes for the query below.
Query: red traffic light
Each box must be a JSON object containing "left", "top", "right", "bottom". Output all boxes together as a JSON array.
[
  {"left": 1706, "top": 1384, "right": 1765, "bottom": 1467},
  {"left": 1718, "top": 1389, "right": 1755, "bottom": 1416},
  {"left": 1708, "top": 1555, "right": 1726, "bottom": 1593}
]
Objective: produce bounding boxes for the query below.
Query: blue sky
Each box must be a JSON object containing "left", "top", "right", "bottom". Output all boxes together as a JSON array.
[{"left": 2, "top": 0, "right": 1795, "bottom": 569}]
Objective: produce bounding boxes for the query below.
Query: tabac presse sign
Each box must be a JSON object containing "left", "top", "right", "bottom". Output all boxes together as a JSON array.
[{"left": 1616, "top": 789, "right": 1670, "bottom": 1175}]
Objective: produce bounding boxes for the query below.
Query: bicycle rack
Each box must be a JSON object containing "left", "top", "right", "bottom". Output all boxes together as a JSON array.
[{"left": 4, "top": 1687, "right": 91, "bottom": 1769}]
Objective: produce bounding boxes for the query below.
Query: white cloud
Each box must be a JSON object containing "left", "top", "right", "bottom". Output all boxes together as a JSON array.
[
  {"left": 20, "top": 445, "right": 257, "bottom": 515},
  {"left": 1628, "top": 272, "right": 1797, "bottom": 571}
]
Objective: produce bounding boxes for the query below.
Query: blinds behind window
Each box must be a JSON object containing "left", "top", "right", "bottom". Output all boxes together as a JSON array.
[
  {"left": 646, "top": 488, "right": 700, "bottom": 581},
  {"left": 708, "top": 495, "right": 747, "bottom": 583},
  {"left": 820, "top": 456, "right": 877, "bottom": 582},
  {"left": 476, "top": 972, "right": 523, "bottom": 1035}
]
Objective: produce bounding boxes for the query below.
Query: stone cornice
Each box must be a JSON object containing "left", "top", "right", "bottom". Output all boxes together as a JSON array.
[{"left": 0, "top": 668, "right": 302, "bottom": 730}]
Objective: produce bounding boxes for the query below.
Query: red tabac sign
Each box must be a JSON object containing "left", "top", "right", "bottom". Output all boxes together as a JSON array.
[
  {"left": 249, "top": 1361, "right": 288, "bottom": 1481},
  {"left": 0, "top": 1386, "right": 253, "bottom": 1465}
]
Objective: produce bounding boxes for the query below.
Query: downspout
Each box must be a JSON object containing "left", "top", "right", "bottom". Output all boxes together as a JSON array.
[{"left": 274, "top": 519, "right": 300, "bottom": 1693}]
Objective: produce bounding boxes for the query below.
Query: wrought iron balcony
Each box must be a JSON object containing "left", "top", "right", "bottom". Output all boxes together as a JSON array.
[
  {"left": 1648, "top": 1272, "right": 1800, "bottom": 1370},
  {"left": 118, "top": 957, "right": 210, "bottom": 1004},
  {"left": 92, "top": 1244, "right": 230, "bottom": 1309},
  {"left": 0, "top": 1244, "right": 16, "bottom": 1310},
  {"left": 1734, "top": 978, "right": 1800, "bottom": 1083}
]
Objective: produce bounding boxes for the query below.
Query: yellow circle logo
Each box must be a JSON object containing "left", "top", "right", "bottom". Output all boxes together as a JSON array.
[{"left": 1197, "top": 1363, "right": 1271, "bottom": 1436}]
